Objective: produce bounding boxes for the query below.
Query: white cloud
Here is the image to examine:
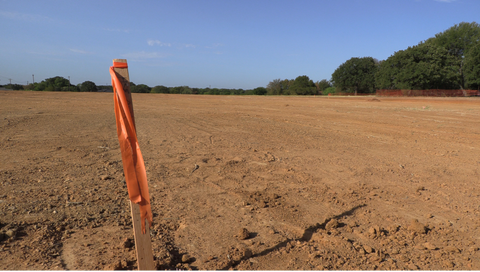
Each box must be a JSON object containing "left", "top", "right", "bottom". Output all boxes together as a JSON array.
[
  {"left": 0, "top": 11, "right": 53, "bottom": 22},
  {"left": 147, "top": 40, "right": 171, "bottom": 47},
  {"left": 206, "top": 43, "right": 224, "bottom": 49},
  {"left": 103, "top": 28, "right": 130, "bottom": 34},
  {"left": 121, "top": 51, "right": 169, "bottom": 61},
  {"left": 184, "top": 44, "right": 196, "bottom": 48}
]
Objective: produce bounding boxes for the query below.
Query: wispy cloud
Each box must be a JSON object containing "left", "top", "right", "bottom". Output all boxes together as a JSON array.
[
  {"left": 0, "top": 11, "right": 53, "bottom": 22},
  {"left": 206, "top": 43, "right": 224, "bottom": 49},
  {"left": 121, "top": 51, "right": 169, "bottom": 61},
  {"left": 147, "top": 40, "right": 171, "bottom": 47},
  {"left": 183, "top": 44, "right": 196, "bottom": 48},
  {"left": 70, "top": 48, "right": 92, "bottom": 54},
  {"left": 103, "top": 28, "right": 131, "bottom": 34}
]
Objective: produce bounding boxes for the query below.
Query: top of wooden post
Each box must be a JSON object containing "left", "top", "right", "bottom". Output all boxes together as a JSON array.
[
  {"left": 113, "top": 59, "right": 130, "bottom": 82},
  {"left": 112, "top": 59, "right": 135, "bottom": 129}
]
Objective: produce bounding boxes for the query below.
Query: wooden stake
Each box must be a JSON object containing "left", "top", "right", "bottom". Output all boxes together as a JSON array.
[
  {"left": 130, "top": 201, "right": 155, "bottom": 270},
  {"left": 113, "top": 59, "right": 155, "bottom": 270}
]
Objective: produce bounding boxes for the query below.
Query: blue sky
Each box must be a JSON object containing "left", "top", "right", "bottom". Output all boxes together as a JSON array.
[{"left": 0, "top": 0, "right": 479, "bottom": 89}]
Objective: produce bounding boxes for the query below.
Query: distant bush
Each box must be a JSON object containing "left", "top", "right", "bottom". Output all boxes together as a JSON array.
[
  {"left": 131, "top": 83, "right": 151, "bottom": 93},
  {"left": 4, "top": 84, "right": 24, "bottom": 90},
  {"left": 79, "top": 81, "right": 97, "bottom": 92},
  {"left": 151, "top": 85, "right": 169, "bottom": 93},
  {"left": 322, "top": 86, "right": 336, "bottom": 95},
  {"left": 245, "top": 87, "right": 266, "bottom": 95}
]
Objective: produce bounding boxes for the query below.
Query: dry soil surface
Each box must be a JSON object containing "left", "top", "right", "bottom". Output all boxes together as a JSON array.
[{"left": 1, "top": 91, "right": 480, "bottom": 270}]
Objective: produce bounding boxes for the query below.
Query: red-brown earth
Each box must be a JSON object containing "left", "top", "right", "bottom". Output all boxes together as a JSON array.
[{"left": 1, "top": 91, "right": 480, "bottom": 270}]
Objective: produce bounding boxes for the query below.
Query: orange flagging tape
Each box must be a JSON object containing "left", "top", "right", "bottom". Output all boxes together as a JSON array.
[
  {"left": 109, "top": 65, "right": 152, "bottom": 234},
  {"left": 113, "top": 62, "right": 128, "bottom": 68}
]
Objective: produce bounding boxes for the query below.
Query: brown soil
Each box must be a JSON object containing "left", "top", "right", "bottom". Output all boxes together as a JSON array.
[{"left": 1, "top": 91, "right": 480, "bottom": 270}]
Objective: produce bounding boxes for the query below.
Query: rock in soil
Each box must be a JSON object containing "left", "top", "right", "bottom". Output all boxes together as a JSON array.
[
  {"left": 181, "top": 254, "right": 192, "bottom": 263},
  {"left": 325, "top": 219, "right": 339, "bottom": 230},
  {"left": 237, "top": 228, "right": 250, "bottom": 240},
  {"left": 407, "top": 219, "right": 426, "bottom": 234}
]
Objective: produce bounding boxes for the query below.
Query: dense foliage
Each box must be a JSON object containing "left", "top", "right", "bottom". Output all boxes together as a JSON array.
[
  {"left": 289, "top": 76, "right": 317, "bottom": 95},
  {"left": 79, "top": 81, "right": 98, "bottom": 92},
  {"left": 374, "top": 21, "right": 480, "bottom": 91},
  {"left": 464, "top": 41, "right": 480, "bottom": 90},
  {"left": 32, "top": 76, "right": 78, "bottom": 92},
  {"left": 2, "top": 84, "right": 24, "bottom": 90},
  {"left": 428, "top": 22, "right": 480, "bottom": 89},
  {"left": 315, "top": 79, "right": 332, "bottom": 93},
  {"left": 331, "top": 57, "right": 377, "bottom": 94},
  {"left": 266, "top": 76, "right": 320, "bottom": 95},
  {"left": 375, "top": 43, "right": 458, "bottom": 90}
]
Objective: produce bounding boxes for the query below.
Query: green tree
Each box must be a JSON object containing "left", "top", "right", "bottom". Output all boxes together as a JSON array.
[
  {"left": 289, "top": 75, "right": 316, "bottom": 95},
  {"left": 151, "top": 85, "right": 169, "bottom": 93},
  {"left": 4, "top": 84, "right": 24, "bottom": 90},
  {"left": 131, "top": 83, "right": 151, "bottom": 93},
  {"left": 25, "top": 83, "right": 35, "bottom": 90},
  {"left": 169, "top": 86, "right": 183, "bottom": 94},
  {"left": 322, "top": 86, "right": 336, "bottom": 95},
  {"left": 247, "top": 87, "right": 267, "bottom": 95},
  {"left": 182, "top": 86, "right": 193, "bottom": 94},
  {"left": 375, "top": 43, "right": 458, "bottom": 90},
  {"left": 79, "top": 81, "right": 97, "bottom": 92},
  {"left": 464, "top": 42, "right": 480, "bottom": 90},
  {"left": 266, "top": 79, "right": 283, "bottom": 95},
  {"left": 34, "top": 82, "right": 46, "bottom": 91},
  {"left": 429, "top": 22, "right": 480, "bottom": 89},
  {"left": 54, "top": 77, "right": 70, "bottom": 91},
  {"left": 281, "top": 79, "right": 294, "bottom": 95},
  {"left": 315, "top": 79, "right": 332, "bottom": 94},
  {"left": 97, "top": 85, "right": 113, "bottom": 92},
  {"left": 34, "top": 76, "right": 73, "bottom": 91},
  {"left": 432, "top": 22, "right": 480, "bottom": 59},
  {"left": 255, "top": 87, "right": 267, "bottom": 95},
  {"left": 331, "top": 57, "right": 377, "bottom": 95}
]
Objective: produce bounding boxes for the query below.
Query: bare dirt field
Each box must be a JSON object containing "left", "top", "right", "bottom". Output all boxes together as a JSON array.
[{"left": 1, "top": 91, "right": 480, "bottom": 270}]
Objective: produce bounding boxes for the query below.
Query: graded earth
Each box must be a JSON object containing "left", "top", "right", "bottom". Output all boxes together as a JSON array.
[{"left": 1, "top": 91, "right": 480, "bottom": 270}]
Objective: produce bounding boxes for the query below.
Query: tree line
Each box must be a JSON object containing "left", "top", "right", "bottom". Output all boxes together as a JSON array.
[
  {"left": 329, "top": 22, "right": 480, "bottom": 94},
  {"left": 1, "top": 76, "right": 269, "bottom": 95},
  {"left": 1, "top": 77, "right": 103, "bottom": 92},
  {"left": 2, "top": 22, "right": 478, "bottom": 95}
]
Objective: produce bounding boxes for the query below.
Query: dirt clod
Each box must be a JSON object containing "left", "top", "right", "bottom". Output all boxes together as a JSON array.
[
  {"left": 237, "top": 228, "right": 250, "bottom": 240},
  {"left": 5, "top": 230, "right": 16, "bottom": 238},
  {"left": 444, "top": 246, "right": 460, "bottom": 253},
  {"left": 423, "top": 242, "right": 437, "bottom": 250},
  {"left": 407, "top": 219, "right": 426, "bottom": 234},
  {"left": 363, "top": 245, "right": 374, "bottom": 254},
  {"left": 443, "top": 260, "right": 455, "bottom": 268},
  {"left": 181, "top": 254, "right": 192, "bottom": 263},
  {"left": 325, "top": 219, "right": 339, "bottom": 230},
  {"left": 100, "top": 175, "right": 111, "bottom": 181}
]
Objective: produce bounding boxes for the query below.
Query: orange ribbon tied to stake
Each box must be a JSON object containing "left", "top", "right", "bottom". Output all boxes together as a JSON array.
[{"left": 109, "top": 60, "right": 153, "bottom": 234}]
